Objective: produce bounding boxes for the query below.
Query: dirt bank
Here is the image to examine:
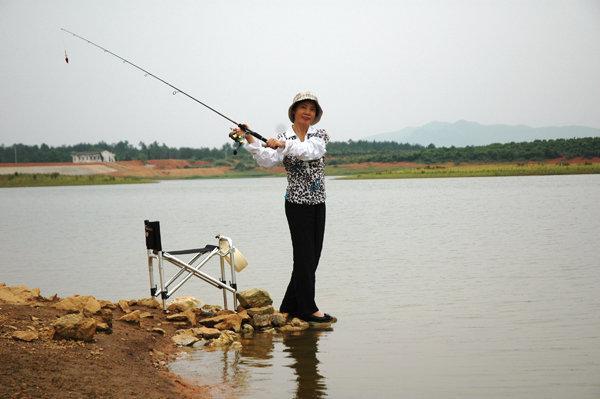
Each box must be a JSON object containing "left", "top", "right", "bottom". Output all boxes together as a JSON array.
[{"left": 0, "top": 286, "right": 210, "bottom": 399}]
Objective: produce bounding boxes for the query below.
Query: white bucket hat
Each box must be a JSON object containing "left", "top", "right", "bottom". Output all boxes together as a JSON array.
[{"left": 288, "top": 91, "right": 323, "bottom": 125}]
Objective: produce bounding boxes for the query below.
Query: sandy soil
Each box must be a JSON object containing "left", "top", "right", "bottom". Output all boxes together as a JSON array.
[
  {"left": 0, "top": 165, "right": 117, "bottom": 176},
  {"left": 107, "top": 161, "right": 233, "bottom": 178},
  {"left": 0, "top": 294, "right": 210, "bottom": 399}
]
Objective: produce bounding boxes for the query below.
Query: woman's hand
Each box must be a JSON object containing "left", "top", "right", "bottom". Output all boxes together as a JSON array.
[
  {"left": 266, "top": 138, "right": 285, "bottom": 149},
  {"left": 230, "top": 124, "right": 255, "bottom": 144}
]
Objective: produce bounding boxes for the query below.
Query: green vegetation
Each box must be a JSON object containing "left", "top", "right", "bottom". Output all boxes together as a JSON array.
[
  {"left": 0, "top": 141, "right": 235, "bottom": 163},
  {"left": 0, "top": 173, "right": 153, "bottom": 188},
  {"left": 2, "top": 137, "right": 599, "bottom": 165},
  {"left": 327, "top": 137, "right": 600, "bottom": 164},
  {"left": 341, "top": 162, "right": 600, "bottom": 180}
]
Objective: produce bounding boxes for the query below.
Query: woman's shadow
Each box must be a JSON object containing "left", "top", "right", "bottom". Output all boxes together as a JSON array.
[{"left": 283, "top": 330, "right": 329, "bottom": 399}]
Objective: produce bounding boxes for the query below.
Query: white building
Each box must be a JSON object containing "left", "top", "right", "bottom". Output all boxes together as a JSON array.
[{"left": 72, "top": 150, "right": 116, "bottom": 163}]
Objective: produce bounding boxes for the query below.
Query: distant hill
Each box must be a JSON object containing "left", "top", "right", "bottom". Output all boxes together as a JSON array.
[{"left": 366, "top": 120, "right": 600, "bottom": 147}]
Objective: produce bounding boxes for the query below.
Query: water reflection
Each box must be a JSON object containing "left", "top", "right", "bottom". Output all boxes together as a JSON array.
[
  {"left": 170, "top": 330, "right": 330, "bottom": 399},
  {"left": 240, "top": 331, "right": 275, "bottom": 365},
  {"left": 283, "top": 331, "right": 328, "bottom": 399}
]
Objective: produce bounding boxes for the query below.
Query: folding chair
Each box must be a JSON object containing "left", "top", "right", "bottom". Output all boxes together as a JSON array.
[{"left": 144, "top": 220, "right": 246, "bottom": 311}]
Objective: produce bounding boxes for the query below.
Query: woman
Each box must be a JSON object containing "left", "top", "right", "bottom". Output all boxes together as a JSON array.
[{"left": 232, "top": 92, "right": 334, "bottom": 324}]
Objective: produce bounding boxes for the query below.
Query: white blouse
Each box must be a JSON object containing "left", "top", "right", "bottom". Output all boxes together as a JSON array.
[
  {"left": 243, "top": 125, "right": 327, "bottom": 167},
  {"left": 244, "top": 125, "right": 329, "bottom": 204}
]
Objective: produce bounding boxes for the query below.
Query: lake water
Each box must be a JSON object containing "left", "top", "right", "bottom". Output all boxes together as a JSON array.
[{"left": 1, "top": 175, "right": 599, "bottom": 398}]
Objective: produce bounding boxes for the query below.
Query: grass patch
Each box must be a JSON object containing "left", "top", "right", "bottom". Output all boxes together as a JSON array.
[
  {"left": 0, "top": 173, "right": 155, "bottom": 188},
  {"left": 340, "top": 162, "right": 600, "bottom": 180}
]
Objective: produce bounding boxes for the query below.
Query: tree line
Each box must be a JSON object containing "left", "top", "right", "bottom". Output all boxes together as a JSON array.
[{"left": 1, "top": 137, "right": 599, "bottom": 164}]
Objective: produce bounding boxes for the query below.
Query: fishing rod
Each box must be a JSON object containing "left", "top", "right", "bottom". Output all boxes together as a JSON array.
[{"left": 60, "top": 28, "right": 267, "bottom": 154}]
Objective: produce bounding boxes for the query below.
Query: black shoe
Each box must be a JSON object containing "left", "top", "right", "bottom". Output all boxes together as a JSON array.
[
  {"left": 300, "top": 314, "right": 332, "bottom": 329},
  {"left": 304, "top": 314, "right": 330, "bottom": 323},
  {"left": 323, "top": 313, "right": 337, "bottom": 323}
]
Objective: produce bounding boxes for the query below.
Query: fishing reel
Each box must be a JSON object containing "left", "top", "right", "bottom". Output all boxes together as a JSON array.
[
  {"left": 229, "top": 124, "right": 268, "bottom": 155},
  {"left": 229, "top": 127, "right": 246, "bottom": 155}
]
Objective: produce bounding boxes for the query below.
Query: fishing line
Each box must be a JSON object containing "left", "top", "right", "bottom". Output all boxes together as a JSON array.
[{"left": 60, "top": 27, "right": 267, "bottom": 153}]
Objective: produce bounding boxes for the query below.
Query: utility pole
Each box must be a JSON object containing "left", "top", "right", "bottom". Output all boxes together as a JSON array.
[{"left": 14, "top": 144, "right": 17, "bottom": 165}]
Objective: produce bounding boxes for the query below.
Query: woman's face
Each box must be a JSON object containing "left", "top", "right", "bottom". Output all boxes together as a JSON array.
[{"left": 293, "top": 101, "right": 317, "bottom": 125}]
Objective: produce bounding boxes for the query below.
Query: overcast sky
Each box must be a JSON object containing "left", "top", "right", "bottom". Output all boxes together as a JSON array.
[{"left": 1, "top": 0, "right": 599, "bottom": 148}]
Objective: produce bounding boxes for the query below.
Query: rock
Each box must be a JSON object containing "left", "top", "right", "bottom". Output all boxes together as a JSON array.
[
  {"left": 241, "top": 324, "right": 254, "bottom": 335},
  {"left": 166, "top": 309, "right": 196, "bottom": 326},
  {"left": 190, "top": 326, "right": 221, "bottom": 339},
  {"left": 151, "top": 328, "right": 166, "bottom": 335},
  {"left": 237, "top": 309, "right": 251, "bottom": 322},
  {"left": 250, "top": 314, "right": 272, "bottom": 329},
  {"left": 307, "top": 322, "right": 332, "bottom": 330},
  {"left": 118, "top": 310, "right": 142, "bottom": 324},
  {"left": 171, "top": 333, "right": 199, "bottom": 347},
  {"left": 290, "top": 318, "right": 309, "bottom": 328},
  {"left": 98, "top": 309, "right": 113, "bottom": 327},
  {"left": 52, "top": 313, "right": 97, "bottom": 342},
  {"left": 199, "top": 313, "right": 238, "bottom": 328},
  {"left": 132, "top": 298, "right": 161, "bottom": 309},
  {"left": 271, "top": 313, "right": 287, "bottom": 327},
  {"left": 206, "top": 331, "right": 239, "bottom": 348},
  {"left": 0, "top": 284, "right": 41, "bottom": 304},
  {"left": 12, "top": 330, "right": 39, "bottom": 342},
  {"left": 236, "top": 288, "right": 272, "bottom": 308},
  {"left": 117, "top": 300, "right": 131, "bottom": 313},
  {"left": 167, "top": 296, "right": 201, "bottom": 313},
  {"left": 166, "top": 313, "right": 187, "bottom": 322},
  {"left": 38, "top": 327, "right": 55, "bottom": 341},
  {"left": 53, "top": 295, "right": 102, "bottom": 314},
  {"left": 215, "top": 309, "right": 236, "bottom": 316},
  {"left": 278, "top": 318, "right": 309, "bottom": 333},
  {"left": 278, "top": 324, "right": 308, "bottom": 333},
  {"left": 194, "top": 308, "right": 216, "bottom": 319},
  {"left": 98, "top": 300, "right": 117, "bottom": 309},
  {"left": 139, "top": 311, "right": 153, "bottom": 319},
  {"left": 202, "top": 304, "right": 222, "bottom": 313},
  {"left": 192, "top": 339, "right": 207, "bottom": 348},
  {"left": 214, "top": 314, "right": 243, "bottom": 333},
  {"left": 261, "top": 328, "right": 275, "bottom": 334},
  {"left": 246, "top": 305, "right": 274, "bottom": 316},
  {"left": 95, "top": 322, "right": 112, "bottom": 333}
]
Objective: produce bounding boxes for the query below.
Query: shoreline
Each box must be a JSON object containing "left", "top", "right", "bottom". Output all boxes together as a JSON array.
[
  {"left": 338, "top": 161, "right": 600, "bottom": 179},
  {"left": 0, "top": 284, "right": 211, "bottom": 399},
  {"left": 0, "top": 158, "right": 599, "bottom": 187},
  {"left": 0, "top": 283, "right": 317, "bottom": 398}
]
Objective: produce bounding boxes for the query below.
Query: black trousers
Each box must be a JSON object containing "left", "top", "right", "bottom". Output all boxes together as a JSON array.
[{"left": 279, "top": 201, "right": 326, "bottom": 317}]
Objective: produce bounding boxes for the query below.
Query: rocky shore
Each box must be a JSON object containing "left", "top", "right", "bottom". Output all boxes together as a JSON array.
[{"left": 0, "top": 283, "right": 326, "bottom": 399}]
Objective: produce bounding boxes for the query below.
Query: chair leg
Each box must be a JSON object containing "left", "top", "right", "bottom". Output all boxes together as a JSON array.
[
  {"left": 220, "top": 256, "right": 228, "bottom": 310},
  {"left": 157, "top": 252, "right": 167, "bottom": 311}
]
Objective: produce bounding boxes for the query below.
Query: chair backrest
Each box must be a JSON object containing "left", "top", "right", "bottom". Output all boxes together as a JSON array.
[{"left": 144, "top": 220, "right": 162, "bottom": 251}]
